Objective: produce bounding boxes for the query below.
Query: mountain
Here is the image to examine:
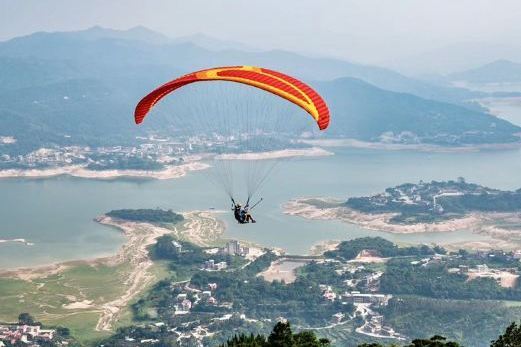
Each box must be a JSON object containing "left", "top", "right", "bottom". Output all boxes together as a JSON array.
[
  {"left": 390, "top": 42, "right": 521, "bottom": 76},
  {"left": 1, "top": 74, "right": 519, "bottom": 156},
  {"left": 449, "top": 59, "right": 521, "bottom": 83},
  {"left": 171, "top": 32, "right": 259, "bottom": 52},
  {"left": 63, "top": 25, "right": 171, "bottom": 44},
  {"left": 1, "top": 27, "right": 519, "bottom": 154},
  {"left": 0, "top": 26, "right": 484, "bottom": 106},
  {"left": 317, "top": 78, "right": 521, "bottom": 145}
]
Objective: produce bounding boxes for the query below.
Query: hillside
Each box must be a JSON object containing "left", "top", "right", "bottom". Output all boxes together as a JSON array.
[
  {"left": 0, "top": 27, "right": 520, "bottom": 155},
  {"left": 318, "top": 78, "right": 521, "bottom": 145},
  {"left": 450, "top": 59, "right": 521, "bottom": 83},
  {"left": 0, "top": 26, "right": 484, "bottom": 104}
]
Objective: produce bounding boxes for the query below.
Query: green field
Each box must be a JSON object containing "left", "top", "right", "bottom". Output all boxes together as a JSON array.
[{"left": 0, "top": 261, "right": 170, "bottom": 345}]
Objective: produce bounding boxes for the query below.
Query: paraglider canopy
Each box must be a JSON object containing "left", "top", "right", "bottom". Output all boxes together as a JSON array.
[
  {"left": 134, "top": 66, "right": 329, "bottom": 130},
  {"left": 133, "top": 65, "right": 330, "bottom": 211}
]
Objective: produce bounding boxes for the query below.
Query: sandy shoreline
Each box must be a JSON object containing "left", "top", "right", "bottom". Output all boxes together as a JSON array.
[
  {"left": 0, "top": 238, "right": 34, "bottom": 246},
  {"left": 0, "top": 161, "right": 210, "bottom": 180},
  {"left": 0, "top": 147, "right": 334, "bottom": 180},
  {"left": 215, "top": 147, "right": 333, "bottom": 160},
  {"left": 300, "top": 138, "right": 521, "bottom": 152},
  {"left": 284, "top": 197, "right": 521, "bottom": 250},
  {"left": 0, "top": 211, "right": 226, "bottom": 331}
]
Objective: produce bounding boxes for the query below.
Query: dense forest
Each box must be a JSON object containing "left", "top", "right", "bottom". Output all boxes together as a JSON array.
[
  {"left": 106, "top": 209, "right": 184, "bottom": 224},
  {"left": 324, "top": 237, "right": 438, "bottom": 260},
  {"left": 380, "top": 258, "right": 521, "bottom": 301}
]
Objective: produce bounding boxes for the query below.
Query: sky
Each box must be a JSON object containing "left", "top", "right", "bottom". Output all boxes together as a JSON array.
[{"left": 1, "top": 0, "right": 521, "bottom": 73}]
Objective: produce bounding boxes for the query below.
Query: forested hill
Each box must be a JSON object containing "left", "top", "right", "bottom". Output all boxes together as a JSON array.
[
  {"left": 344, "top": 179, "right": 521, "bottom": 224},
  {"left": 0, "top": 26, "right": 482, "bottom": 103},
  {"left": 317, "top": 78, "right": 521, "bottom": 144},
  {"left": 1, "top": 27, "right": 520, "bottom": 155}
]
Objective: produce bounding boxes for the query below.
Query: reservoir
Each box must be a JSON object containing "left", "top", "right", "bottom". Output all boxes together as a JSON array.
[{"left": 1, "top": 143, "right": 520, "bottom": 270}]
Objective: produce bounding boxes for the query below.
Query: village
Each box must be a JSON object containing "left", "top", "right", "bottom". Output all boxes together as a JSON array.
[
  {"left": 345, "top": 178, "right": 511, "bottom": 217},
  {"left": 123, "top": 234, "right": 521, "bottom": 346},
  {"left": 0, "top": 135, "right": 197, "bottom": 170},
  {"left": 0, "top": 131, "right": 300, "bottom": 171},
  {"left": 139, "top": 238, "right": 409, "bottom": 344},
  {"left": 0, "top": 322, "right": 59, "bottom": 346},
  {"left": 6, "top": 233, "right": 520, "bottom": 347}
]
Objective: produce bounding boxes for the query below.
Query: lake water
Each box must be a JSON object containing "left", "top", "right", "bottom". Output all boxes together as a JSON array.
[{"left": 1, "top": 141, "right": 521, "bottom": 270}]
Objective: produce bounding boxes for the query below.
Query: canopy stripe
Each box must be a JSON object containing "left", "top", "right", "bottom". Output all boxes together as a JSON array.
[{"left": 134, "top": 66, "right": 330, "bottom": 130}]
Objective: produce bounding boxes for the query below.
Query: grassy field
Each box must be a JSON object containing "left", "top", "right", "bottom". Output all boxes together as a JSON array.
[
  {"left": 0, "top": 263, "right": 130, "bottom": 343},
  {"left": 0, "top": 261, "right": 175, "bottom": 345},
  {"left": 0, "top": 260, "right": 172, "bottom": 345},
  {"left": 0, "top": 213, "right": 219, "bottom": 345}
]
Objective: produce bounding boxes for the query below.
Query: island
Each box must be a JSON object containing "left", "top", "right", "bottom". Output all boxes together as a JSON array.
[{"left": 285, "top": 178, "right": 521, "bottom": 250}]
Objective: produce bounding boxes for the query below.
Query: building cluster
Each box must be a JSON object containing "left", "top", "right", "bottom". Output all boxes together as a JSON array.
[
  {"left": 343, "top": 291, "right": 392, "bottom": 306},
  {"left": 219, "top": 240, "right": 250, "bottom": 257},
  {"left": 319, "top": 284, "right": 392, "bottom": 307},
  {"left": 359, "top": 314, "right": 406, "bottom": 340},
  {"left": 0, "top": 324, "right": 56, "bottom": 346},
  {"left": 6, "top": 147, "right": 88, "bottom": 167},
  {"left": 174, "top": 283, "right": 220, "bottom": 315},
  {"left": 202, "top": 259, "right": 228, "bottom": 271},
  {"left": 351, "top": 179, "right": 499, "bottom": 215},
  {"left": 1, "top": 131, "right": 263, "bottom": 169},
  {"left": 332, "top": 261, "right": 383, "bottom": 292},
  {"left": 201, "top": 241, "right": 256, "bottom": 271},
  {"left": 0, "top": 136, "right": 16, "bottom": 144},
  {"left": 0, "top": 138, "right": 192, "bottom": 168}
]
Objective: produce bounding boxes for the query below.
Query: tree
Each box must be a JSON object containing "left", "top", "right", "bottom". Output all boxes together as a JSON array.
[
  {"left": 409, "top": 335, "right": 461, "bottom": 347},
  {"left": 220, "top": 322, "right": 330, "bottom": 347},
  {"left": 18, "top": 313, "right": 35, "bottom": 325},
  {"left": 56, "top": 326, "right": 70, "bottom": 337},
  {"left": 293, "top": 331, "right": 330, "bottom": 346},
  {"left": 268, "top": 322, "right": 295, "bottom": 347},
  {"left": 219, "top": 333, "right": 266, "bottom": 347},
  {"left": 357, "top": 336, "right": 460, "bottom": 347},
  {"left": 491, "top": 322, "right": 521, "bottom": 347}
]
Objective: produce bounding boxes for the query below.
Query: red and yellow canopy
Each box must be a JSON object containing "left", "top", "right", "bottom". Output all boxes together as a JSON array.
[{"left": 134, "top": 66, "right": 330, "bottom": 130}]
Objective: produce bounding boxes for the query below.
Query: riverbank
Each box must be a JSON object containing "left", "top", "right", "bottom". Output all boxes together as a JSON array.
[
  {"left": 0, "top": 210, "right": 227, "bottom": 334},
  {"left": 0, "top": 147, "right": 334, "bottom": 180},
  {"left": 300, "top": 138, "right": 521, "bottom": 152},
  {"left": 284, "top": 198, "right": 521, "bottom": 250},
  {"left": 0, "top": 161, "right": 210, "bottom": 180},
  {"left": 0, "top": 238, "right": 34, "bottom": 246},
  {"left": 215, "top": 147, "right": 333, "bottom": 160}
]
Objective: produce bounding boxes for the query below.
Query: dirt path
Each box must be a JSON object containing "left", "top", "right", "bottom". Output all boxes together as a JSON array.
[
  {"left": 94, "top": 211, "right": 225, "bottom": 331},
  {"left": 94, "top": 217, "right": 174, "bottom": 331},
  {"left": 1, "top": 211, "right": 227, "bottom": 332}
]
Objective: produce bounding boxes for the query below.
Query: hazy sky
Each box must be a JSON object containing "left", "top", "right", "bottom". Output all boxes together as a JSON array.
[{"left": 1, "top": 0, "right": 521, "bottom": 68}]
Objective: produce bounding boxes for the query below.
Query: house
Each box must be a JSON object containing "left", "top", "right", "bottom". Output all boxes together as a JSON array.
[
  {"left": 202, "top": 291, "right": 212, "bottom": 298},
  {"left": 171, "top": 241, "right": 182, "bottom": 253},
  {"left": 343, "top": 291, "right": 392, "bottom": 306},
  {"left": 332, "top": 312, "right": 344, "bottom": 322},
  {"left": 203, "top": 259, "right": 228, "bottom": 271},
  {"left": 323, "top": 290, "right": 336, "bottom": 301},
  {"left": 181, "top": 299, "right": 192, "bottom": 311}
]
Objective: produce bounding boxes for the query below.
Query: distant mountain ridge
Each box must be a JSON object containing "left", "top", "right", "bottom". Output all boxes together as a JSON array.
[
  {"left": 0, "top": 27, "right": 520, "bottom": 154},
  {"left": 450, "top": 59, "right": 521, "bottom": 83},
  {"left": 317, "top": 78, "right": 521, "bottom": 145},
  {"left": 0, "top": 26, "right": 486, "bottom": 106}
]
